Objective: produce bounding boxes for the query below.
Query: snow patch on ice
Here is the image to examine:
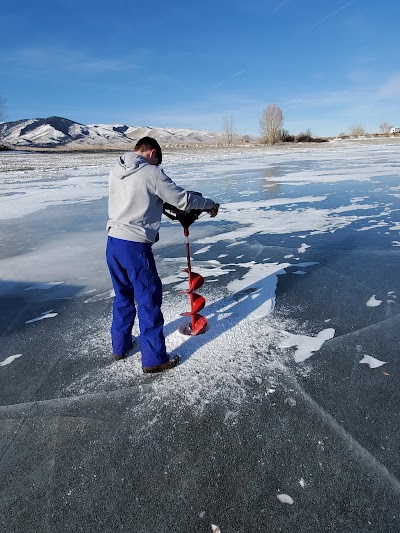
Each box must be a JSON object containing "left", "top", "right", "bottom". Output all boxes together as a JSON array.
[
  {"left": 227, "top": 262, "right": 290, "bottom": 319},
  {"left": 25, "top": 311, "right": 58, "bottom": 324},
  {"left": 279, "top": 328, "right": 335, "bottom": 362},
  {"left": 0, "top": 354, "right": 23, "bottom": 367},
  {"left": 277, "top": 494, "right": 294, "bottom": 505},
  {"left": 366, "top": 295, "right": 382, "bottom": 307},
  {"left": 359, "top": 355, "right": 386, "bottom": 368},
  {"left": 298, "top": 243, "right": 310, "bottom": 254},
  {"left": 84, "top": 289, "right": 115, "bottom": 303},
  {"left": 24, "top": 281, "right": 64, "bottom": 290},
  {"left": 196, "top": 199, "right": 374, "bottom": 245},
  {"left": 194, "top": 246, "right": 212, "bottom": 255}
]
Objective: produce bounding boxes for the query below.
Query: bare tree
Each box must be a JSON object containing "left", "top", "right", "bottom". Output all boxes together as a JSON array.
[
  {"left": 379, "top": 122, "right": 392, "bottom": 135},
  {"left": 223, "top": 115, "right": 236, "bottom": 145},
  {"left": 260, "top": 104, "right": 283, "bottom": 144},
  {"left": 349, "top": 124, "right": 365, "bottom": 137}
]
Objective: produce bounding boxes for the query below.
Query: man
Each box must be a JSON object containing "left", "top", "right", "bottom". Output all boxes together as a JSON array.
[{"left": 106, "top": 137, "right": 219, "bottom": 373}]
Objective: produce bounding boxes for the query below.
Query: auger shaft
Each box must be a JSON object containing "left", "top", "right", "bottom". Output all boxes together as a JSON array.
[
  {"left": 180, "top": 226, "right": 207, "bottom": 335},
  {"left": 184, "top": 227, "right": 196, "bottom": 332}
]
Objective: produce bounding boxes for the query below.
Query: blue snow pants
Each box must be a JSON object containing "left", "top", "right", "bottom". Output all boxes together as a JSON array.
[{"left": 106, "top": 236, "right": 167, "bottom": 367}]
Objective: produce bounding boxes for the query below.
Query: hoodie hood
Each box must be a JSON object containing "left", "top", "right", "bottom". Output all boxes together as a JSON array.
[{"left": 114, "top": 153, "right": 150, "bottom": 179}]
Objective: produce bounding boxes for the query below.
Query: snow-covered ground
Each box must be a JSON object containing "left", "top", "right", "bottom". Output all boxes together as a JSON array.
[{"left": 1, "top": 141, "right": 400, "bottom": 531}]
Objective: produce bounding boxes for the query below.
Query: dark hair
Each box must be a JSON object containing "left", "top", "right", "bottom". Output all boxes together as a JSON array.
[{"left": 134, "top": 136, "right": 162, "bottom": 165}]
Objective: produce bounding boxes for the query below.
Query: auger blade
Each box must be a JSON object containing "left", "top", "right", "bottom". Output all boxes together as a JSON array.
[
  {"left": 184, "top": 270, "right": 205, "bottom": 291},
  {"left": 180, "top": 293, "right": 206, "bottom": 316},
  {"left": 191, "top": 314, "right": 208, "bottom": 335},
  {"left": 179, "top": 314, "right": 208, "bottom": 336}
]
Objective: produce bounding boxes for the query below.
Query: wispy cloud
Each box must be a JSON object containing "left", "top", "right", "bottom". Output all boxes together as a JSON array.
[
  {"left": 273, "top": 0, "right": 290, "bottom": 13},
  {"left": 313, "top": 1, "right": 354, "bottom": 28},
  {"left": 213, "top": 69, "right": 246, "bottom": 88},
  {"left": 0, "top": 47, "right": 139, "bottom": 73}
]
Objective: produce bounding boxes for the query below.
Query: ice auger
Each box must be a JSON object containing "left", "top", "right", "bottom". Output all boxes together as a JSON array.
[{"left": 163, "top": 193, "right": 219, "bottom": 336}]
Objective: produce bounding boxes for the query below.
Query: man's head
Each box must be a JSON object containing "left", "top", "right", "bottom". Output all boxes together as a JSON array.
[{"left": 134, "top": 137, "right": 162, "bottom": 166}]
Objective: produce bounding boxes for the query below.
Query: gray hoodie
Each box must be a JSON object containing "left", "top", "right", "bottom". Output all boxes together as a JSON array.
[{"left": 107, "top": 153, "right": 215, "bottom": 243}]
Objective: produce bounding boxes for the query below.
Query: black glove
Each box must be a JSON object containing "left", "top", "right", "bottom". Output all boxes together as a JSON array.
[{"left": 206, "top": 203, "right": 220, "bottom": 217}]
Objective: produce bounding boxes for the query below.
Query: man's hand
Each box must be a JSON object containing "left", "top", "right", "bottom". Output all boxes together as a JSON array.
[{"left": 207, "top": 203, "right": 220, "bottom": 217}]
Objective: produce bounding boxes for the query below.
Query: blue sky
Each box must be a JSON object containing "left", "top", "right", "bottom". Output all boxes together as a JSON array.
[{"left": 1, "top": 0, "right": 399, "bottom": 137}]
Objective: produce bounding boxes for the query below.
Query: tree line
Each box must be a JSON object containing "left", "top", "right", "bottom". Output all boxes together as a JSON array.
[{"left": 223, "top": 104, "right": 399, "bottom": 145}]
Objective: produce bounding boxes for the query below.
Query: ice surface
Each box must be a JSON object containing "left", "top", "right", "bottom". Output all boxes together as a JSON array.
[{"left": 1, "top": 141, "right": 400, "bottom": 532}]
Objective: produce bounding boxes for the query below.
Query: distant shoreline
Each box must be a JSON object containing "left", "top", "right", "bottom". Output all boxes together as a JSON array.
[{"left": 2, "top": 135, "right": 400, "bottom": 154}]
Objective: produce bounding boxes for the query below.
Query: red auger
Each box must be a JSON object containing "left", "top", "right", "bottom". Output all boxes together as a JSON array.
[
  {"left": 162, "top": 193, "right": 218, "bottom": 336},
  {"left": 180, "top": 225, "right": 208, "bottom": 336}
]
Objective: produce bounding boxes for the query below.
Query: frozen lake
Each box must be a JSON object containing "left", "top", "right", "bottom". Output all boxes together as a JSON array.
[{"left": 1, "top": 141, "right": 400, "bottom": 532}]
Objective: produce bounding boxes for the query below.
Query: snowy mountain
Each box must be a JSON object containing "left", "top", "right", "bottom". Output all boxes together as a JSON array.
[{"left": 0, "top": 116, "right": 225, "bottom": 148}]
